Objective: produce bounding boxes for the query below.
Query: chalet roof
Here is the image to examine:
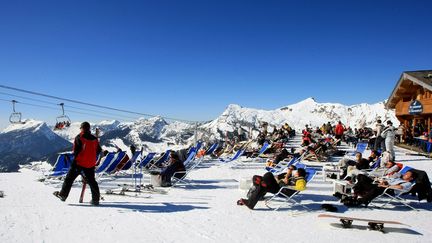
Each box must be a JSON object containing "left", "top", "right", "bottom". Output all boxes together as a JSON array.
[{"left": 386, "top": 70, "right": 432, "bottom": 109}]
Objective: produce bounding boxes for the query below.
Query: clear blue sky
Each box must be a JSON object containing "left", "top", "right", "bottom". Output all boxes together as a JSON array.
[{"left": 0, "top": 0, "right": 431, "bottom": 128}]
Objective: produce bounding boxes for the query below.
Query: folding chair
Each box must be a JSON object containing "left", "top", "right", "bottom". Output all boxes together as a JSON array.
[
  {"left": 266, "top": 157, "right": 297, "bottom": 174},
  {"left": 205, "top": 143, "right": 219, "bottom": 156},
  {"left": 95, "top": 152, "right": 116, "bottom": 174},
  {"left": 219, "top": 149, "right": 246, "bottom": 163},
  {"left": 120, "top": 151, "right": 142, "bottom": 171},
  {"left": 104, "top": 151, "right": 127, "bottom": 174},
  {"left": 348, "top": 142, "right": 368, "bottom": 156},
  {"left": 265, "top": 168, "right": 317, "bottom": 211},
  {"left": 171, "top": 149, "right": 200, "bottom": 187},
  {"left": 49, "top": 152, "right": 74, "bottom": 177},
  {"left": 370, "top": 183, "right": 418, "bottom": 211}
]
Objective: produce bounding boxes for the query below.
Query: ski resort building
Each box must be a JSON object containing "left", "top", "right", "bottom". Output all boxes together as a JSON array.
[{"left": 386, "top": 70, "right": 432, "bottom": 135}]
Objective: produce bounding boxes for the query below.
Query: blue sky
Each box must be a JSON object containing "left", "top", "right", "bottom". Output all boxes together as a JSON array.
[{"left": 0, "top": 0, "right": 431, "bottom": 128}]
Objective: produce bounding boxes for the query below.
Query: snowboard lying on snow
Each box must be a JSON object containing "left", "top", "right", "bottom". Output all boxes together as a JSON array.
[{"left": 318, "top": 214, "right": 407, "bottom": 232}]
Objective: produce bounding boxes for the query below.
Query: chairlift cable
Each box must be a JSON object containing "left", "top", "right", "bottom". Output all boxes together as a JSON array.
[
  {"left": 12, "top": 101, "right": 136, "bottom": 122},
  {"left": 0, "top": 92, "right": 145, "bottom": 119},
  {"left": 0, "top": 84, "right": 199, "bottom": 123},
  {"left": 0, "top": 91, "right": 159, "bottom": 121},
  {"left": 0, "top": 98, "right": 147, "bottom": 122}
]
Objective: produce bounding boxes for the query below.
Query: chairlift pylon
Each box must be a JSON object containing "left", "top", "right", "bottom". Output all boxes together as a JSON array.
[
  {"left": 54, "top": 103, "right": 71, "bottom": 130},
  {"left": 9, "top": 100, "right": 25, "bottom": 124}
]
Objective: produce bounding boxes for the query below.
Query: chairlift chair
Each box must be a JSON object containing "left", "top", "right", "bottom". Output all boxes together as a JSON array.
[
  {"left": 9, "top": 100, "right": 25, "bottom": 124},
  {"left": 54, "top": 103, "right": 71, "bottom": 130}
]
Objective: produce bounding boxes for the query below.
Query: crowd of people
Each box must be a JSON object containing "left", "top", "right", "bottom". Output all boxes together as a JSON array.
[{"left": 51, "top": 118, "right": 431, "bottom": 210}]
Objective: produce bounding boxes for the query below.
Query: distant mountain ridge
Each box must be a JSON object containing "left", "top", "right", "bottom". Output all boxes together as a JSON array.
[{"left": 0, "top": 98, "right": 397, "bottom": 172}]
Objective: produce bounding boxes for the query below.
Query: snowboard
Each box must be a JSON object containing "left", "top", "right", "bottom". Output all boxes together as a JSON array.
[{"left": 318, "top": 214, "right": 407, "bottom": 232}]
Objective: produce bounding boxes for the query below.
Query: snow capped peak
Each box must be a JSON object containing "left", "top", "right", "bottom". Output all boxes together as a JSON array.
[
  {"left": 203, "top": 98, "right": 398, "bottom": 139},
  {"left": 300, "top": 97, "right": 316, "bottom": 104},
  {"left": 285, "top": 97, "right": 318, "bottom": 110},
  {"left": 1, "top": 119, "right": 45, "bottom": 134},
  {"left": 98, "top": 120, "right": 120, "bottom": 127}
]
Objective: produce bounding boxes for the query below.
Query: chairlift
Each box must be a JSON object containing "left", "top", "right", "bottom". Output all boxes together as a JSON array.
[
  {"left": 54, "top": 103, "right": 71, "bottom": 130},
  {"left": 9, "top": 100, "right": 25, "bottom": 124}
]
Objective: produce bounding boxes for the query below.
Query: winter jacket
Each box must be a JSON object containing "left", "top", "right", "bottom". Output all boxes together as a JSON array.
[
  {"left": 335, "top": 124, "right": 345, "bottom": 136},
  {"left": 293, "top": 177, "right": 306, "bottom": 191},
  {"left": 410, "top": 169, "right": 432, "bottom": 202},
  {"left": 285, "top": 176, "right": 306, "bottom": 191},
  {"left": 73, "top": 131, "right": 102, "bottom": 168},
  {"left": 376, "top": 123, "right": 384, "bottom": 136},
  {"left": 382, "top": 125, "right": 396, "bottom": 140}
]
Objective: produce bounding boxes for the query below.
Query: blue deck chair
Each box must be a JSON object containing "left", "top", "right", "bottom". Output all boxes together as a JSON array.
[
  {"left": 399, "top": 166, "right": 414, "bottom": 175},
  {"left": 121, "top": 151, "right": 141, "bottom": 171},
  {"left": 148, "top": 150, "right": 170, "bottom": 169},
  {"left": 50, "top": 153, "right": 74, "bottom": 177},
  {"left": 348, "top": 142, "right": 368, "bottom": 156},
  {"left": 137, "top": 153, "right": 156, "bottom": 168},
  {"left": 257, "top": 141, "right": 270, "bottom": 157},
  {"left": 95, "top": 152, "right": 116, "bottom": 174},
  {"left": 195, "top": 141, "right": 203, "bottom": 152},
  {"left": 266, "top": 157, "right": 297, "bottom": 174},
  {"left": 134, "top": 152, "right": 157, "bottom": 186},
  {"left": 205, "top": 143, "right": 219, "bottom": 156},
  {"left": 104, "top": 151, "right": 127, "bottom": 174},
  {"left": 220, "top": 149, "right": 246, "bottom": 163},
  {"left": 370, "top": 158, "right": 382, "bottom": 170},
  {"left": 265, "top": 168, "right": 317, "bottom": 211},
  {"left": 172, "top": 149, "right": 201, "bottom": 187}
]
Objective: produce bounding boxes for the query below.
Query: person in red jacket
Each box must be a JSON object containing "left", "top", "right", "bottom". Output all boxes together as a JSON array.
[
  {"left": 54, "top": 122, "right": 102, "bottom": 205},
  {"left": 335, "top": 121, "right": 345, "bottom": 145}
]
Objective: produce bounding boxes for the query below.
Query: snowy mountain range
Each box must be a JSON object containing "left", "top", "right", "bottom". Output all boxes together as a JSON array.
[
  {"left": 0, "top": 120, "right": 71, "bottom": 172},
  {"left": 0, "top": 98, "right": 397, "bottom": 172}
]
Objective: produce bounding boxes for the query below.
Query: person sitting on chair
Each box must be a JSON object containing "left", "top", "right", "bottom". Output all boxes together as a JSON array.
[
  {"left": 159, "top": 151, "right": 186, "bottom": 187},
  {"left": 237, "top": 168, "right": 306, "bottom": 209},
  {"left": 349, "top": 170, "right": 416, "bottom": 207}
]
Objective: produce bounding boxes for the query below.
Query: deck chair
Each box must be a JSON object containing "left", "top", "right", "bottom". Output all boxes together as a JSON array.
[
  {"left": 370, "top": 182, "right": 418, "bottom": 211},
  {"left": 148, "top": 150, "right": 170, "bottom": 170},
  {"left": 347, "top": 142, "right": 368, "bottom": 156},
  {"left": 399, "top": 166, "right": 414, "bottom": 175},
  {"left": 256, "top": 141, "right": 270, "bottom": 157},
  {"left": 119, "top": 151, "right": 141, "bottom": 171},
  {"left": 194, "top": 141, "right": 203, "bottom": 153},
  {"left": 114, "top": 153, "right": 131, "bottom": 172},
  {"left": 171, "top": 149, "right": 200, "bottom": 187},
  {"left": 102, "top": 151, "right": 127, "bottom": 174},
  {"left": 265, "top": 168, "right": 317, "bottom": 211},
  {"left": 205, "top": 143, "right": 219, "bottom": 156},
  {"left": 135, "top": 152, "right": 156, "bottom": 186},
  {"left": 266, "top": 157, "right": 297, "bottom": 174},
  {"left": 50, "top": 152, "right": 74, "bottom": 177},
  {"left": 95, "top": 152, "right": 117, "bottom": 174},
  {"left": 219, "top": 149, "right": 246, "bottom": 163},
  {"left": 137, "top": 153, "right": 156, "bottom": 168}
]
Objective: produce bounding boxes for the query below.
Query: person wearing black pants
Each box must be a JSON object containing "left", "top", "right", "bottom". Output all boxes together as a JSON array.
[
  {"left": 58, "top": 163, "right": 100, "bottom": 203},
  {"left": 54, "top": 122, "right": 102, "bottom": 205}
]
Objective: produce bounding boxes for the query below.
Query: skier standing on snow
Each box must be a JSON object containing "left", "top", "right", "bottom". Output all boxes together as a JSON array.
[{"left": 54, "top": 122, "right": 102, "bottom": 205}]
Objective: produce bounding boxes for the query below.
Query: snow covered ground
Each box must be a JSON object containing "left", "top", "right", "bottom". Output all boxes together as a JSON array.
[{"left": 1, "top": 137, "right": 432, "bottom": 242}]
